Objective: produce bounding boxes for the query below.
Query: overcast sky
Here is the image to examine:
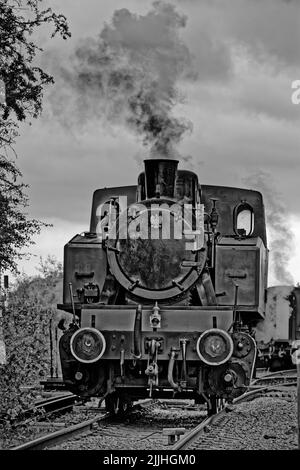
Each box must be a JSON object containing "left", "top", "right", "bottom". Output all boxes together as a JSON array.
[{"left": 14, "top": 0, "right": 300, "bottom": 285}]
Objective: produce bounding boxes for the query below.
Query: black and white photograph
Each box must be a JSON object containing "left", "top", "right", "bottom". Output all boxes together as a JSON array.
[{"left": 0, "top": 0, "right": 300, "bottom": 458}]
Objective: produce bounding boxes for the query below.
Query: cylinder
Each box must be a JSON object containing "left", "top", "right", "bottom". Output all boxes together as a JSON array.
[{"left": 144, "top": 159, "right": 178, "bottom": 199}]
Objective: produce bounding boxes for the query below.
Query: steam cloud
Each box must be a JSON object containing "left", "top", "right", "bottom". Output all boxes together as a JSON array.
[
  {"left": 243, "top": 172, "right": 295, "bottom": 285},
  {"left": 50, "top": 1, "right": 195, "bottom": 158}
]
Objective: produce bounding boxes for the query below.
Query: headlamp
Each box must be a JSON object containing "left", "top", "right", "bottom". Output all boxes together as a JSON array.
[
  {"left": 196, "top": 328, "right": 233, "bottom": 366},
  {"left": 70, "top": 327, "right": 106, "bottom": 363}
]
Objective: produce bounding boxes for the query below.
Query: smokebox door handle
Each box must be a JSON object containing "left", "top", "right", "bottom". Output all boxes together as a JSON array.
[
  {"left": 75, "top": 271, "right": 94, "bottom": 279},
  {"left": 227, "top": 274, "right": 247, "bottom": 279}
]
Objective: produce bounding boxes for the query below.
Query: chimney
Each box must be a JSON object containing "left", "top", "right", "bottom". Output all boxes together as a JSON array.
[{"left": 144, "top": 159, "right": 178, "bottom": 199}]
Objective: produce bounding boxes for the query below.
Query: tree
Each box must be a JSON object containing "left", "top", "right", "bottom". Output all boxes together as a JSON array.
[
  {"left": 0, "top": 1, "right": 70, "bottom": 444},
  {"left": 0, "top": 152, "right": 43, "bottom": 272},
  {"left": 0, "top": 0, "right": 70, "bottom": 271}
]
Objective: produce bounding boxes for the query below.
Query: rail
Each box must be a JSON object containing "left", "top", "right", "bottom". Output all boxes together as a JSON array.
[
  {"left": 12, "top": 412, "right": 110, "bottom": 450},
  {"left": 172, "top": 383, "right": 296, "bottom": 450}
]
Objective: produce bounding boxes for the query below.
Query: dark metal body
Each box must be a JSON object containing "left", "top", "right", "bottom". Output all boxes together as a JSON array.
[
  {"left": 290, "top": 287, "right": 300, "bottom": 341},
  {"left": 58, "top": 160, "right": 268, "bottom": 410}
]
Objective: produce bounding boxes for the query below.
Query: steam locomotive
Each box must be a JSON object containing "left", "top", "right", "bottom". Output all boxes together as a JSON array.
[{"left": 57, "top": 159, "right": 300, "bottom": 414}]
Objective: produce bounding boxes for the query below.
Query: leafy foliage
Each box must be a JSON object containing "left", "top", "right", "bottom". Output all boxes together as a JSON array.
[
  {"left": 36, "top": 254, "right": 63, "bottom": 280},
  {"left": 0, "top": 2, "right": 70, "bottom": 446},
  {"left": 0, "top": 257, "right": 67, "bottom": 440},
  {"left": 0, "top": 151, "right": 45, "bottom": 272},
  {"left": 0, "top": 0, "right": 70, "bottom": 272},
  {"left": 0, "top": 0, "right": 70, "bottom": 121}
]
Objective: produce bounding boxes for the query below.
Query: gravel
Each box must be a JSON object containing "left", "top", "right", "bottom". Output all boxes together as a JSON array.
[
  {"left": 189, "top": 394, "right": 298, "bottom": 450},
  {"left": 49, "top": 401, "right": 207, "bottom": 450},
  {"left": 4, "top": 393, "right": 299, "bottom": 450},
  {"left": 0, "top": 405, "right": 104, "bottom": 449}
]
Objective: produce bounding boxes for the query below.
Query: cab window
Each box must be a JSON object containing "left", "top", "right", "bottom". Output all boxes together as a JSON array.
[{"left": 234, "top": 201, "right": 254, "bottom": 237}]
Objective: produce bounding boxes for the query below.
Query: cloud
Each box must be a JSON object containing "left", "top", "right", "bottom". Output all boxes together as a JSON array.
[
  {"left": 232, "top": 53, "right": 300, "bottom": 122},
  {"left": 182, "top": 0, "right": 300, "bottom": 69}
]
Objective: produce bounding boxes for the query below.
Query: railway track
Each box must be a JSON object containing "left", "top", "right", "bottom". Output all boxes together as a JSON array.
[
  {"left": 251, "top": 369, "right": 298, "bottom": 387},
  {"left": 172, "top": 382, "right": 297, "bottom": 450},
  {"left": 257, "top": 368, "right": 297, "bottom": 378},
  {"left": 15, "top": 393, "right": 80, "bottom": 426},
  {"left": 12, "top": 411, "right": 110, "bottom": 450},
  {"left": 32, "top": 393, "right": 79, "bottom": 416},
  {"left": 1, "top": 392, "right": 83, "bottom": 449},
  {"left": 12, "top": 399, "right": 206, "bottom": 450},
  {"left": 11, "top": 371, "right": 299, "bottom": 451}
]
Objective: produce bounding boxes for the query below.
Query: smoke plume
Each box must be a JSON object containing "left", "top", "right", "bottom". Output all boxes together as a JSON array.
[
  {"left": 243, "top": 171, "right": 295, "bottom": 285},
  {"left": 50, "top": 1, "right": 195, "bottom": 158}
]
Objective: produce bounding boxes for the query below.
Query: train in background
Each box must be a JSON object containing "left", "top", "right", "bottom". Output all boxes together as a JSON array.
[
  {"left": 57, "top": 158, "right": 300, "bottom": 414},
  {"left": 257, "top": 285, "right": 300, "bottom": 371}
]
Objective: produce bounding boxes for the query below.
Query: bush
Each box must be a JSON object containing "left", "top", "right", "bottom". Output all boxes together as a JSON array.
[{"left": 0, "top": 258, "right": 68, "bottom": 428}]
